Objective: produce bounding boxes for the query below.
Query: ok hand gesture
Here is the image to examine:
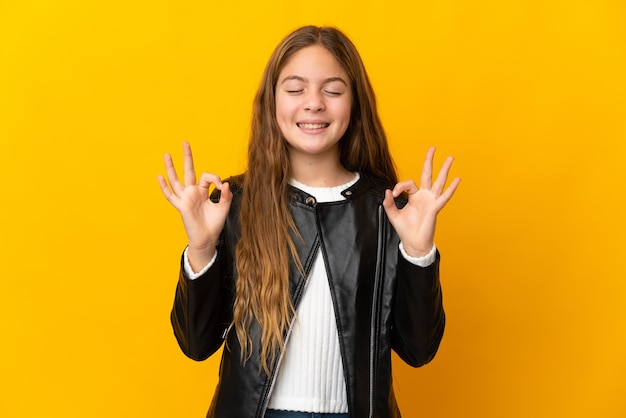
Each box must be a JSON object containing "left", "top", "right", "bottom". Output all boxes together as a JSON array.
[
  {"left": 157, "top": 142, "right": 233, "bottom": 270},
  {"left": 383, "top": 147, "right": 460, "bottom": 258}
]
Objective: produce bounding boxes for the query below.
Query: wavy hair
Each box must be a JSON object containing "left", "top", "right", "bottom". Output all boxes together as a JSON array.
[{"left": 233, "top": 25, "right": 397, "bottom": 375}]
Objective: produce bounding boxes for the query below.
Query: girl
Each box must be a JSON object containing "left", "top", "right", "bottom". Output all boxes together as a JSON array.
[{"left": 158, "top": 25, "right": 460, "bottom": 418}]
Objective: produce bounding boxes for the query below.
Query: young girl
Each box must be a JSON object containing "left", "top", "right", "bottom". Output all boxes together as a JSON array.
[{"left": 158, "top": 25, "right": 460, "bottom": 418}]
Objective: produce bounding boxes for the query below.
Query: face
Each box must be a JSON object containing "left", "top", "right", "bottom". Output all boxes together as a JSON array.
[{"left": 275, "top": 45, "right": 352, "bottom": 163}]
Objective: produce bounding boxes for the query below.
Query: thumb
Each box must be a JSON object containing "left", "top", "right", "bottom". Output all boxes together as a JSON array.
[
  {"left": 382, "top": 189, "right": 399, "bottom": 218},
  {"left": 217, "top": 182, "right": 233, "bottom": 207}
]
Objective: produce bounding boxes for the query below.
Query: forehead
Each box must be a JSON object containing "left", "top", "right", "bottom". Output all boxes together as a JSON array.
[{"left": 278, "top": 45, "right": 349, "bottom": 83}]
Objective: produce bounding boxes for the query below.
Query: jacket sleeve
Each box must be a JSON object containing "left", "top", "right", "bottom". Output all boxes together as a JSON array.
[
  {"left": 391, "top": 250, "right": 445, "bottom": 367},
  {"left": 170, "top": 249, "right": 233, "bottom": 361}
]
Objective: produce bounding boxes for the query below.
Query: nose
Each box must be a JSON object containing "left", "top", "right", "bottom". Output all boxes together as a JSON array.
[{"left": 304, "top": 91, "right": 325, "bottom": 112}]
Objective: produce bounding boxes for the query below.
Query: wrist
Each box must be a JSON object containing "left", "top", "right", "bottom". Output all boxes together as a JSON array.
[
  {"left": 187, "top": 244, "right": 216, "bottom": 271},
  {"left": 401, "top": 242, "right": 434, "bottom": 258}
]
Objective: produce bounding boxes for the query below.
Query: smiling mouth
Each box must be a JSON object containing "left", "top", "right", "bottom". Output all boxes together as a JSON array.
[{"left": 297, "top": 123, "right": 329, "bottom": 129}]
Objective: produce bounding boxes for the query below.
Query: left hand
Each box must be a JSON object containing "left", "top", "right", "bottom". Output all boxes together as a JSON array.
[{"left": 382, "top": 146, "right": 461, "bottom": 257}]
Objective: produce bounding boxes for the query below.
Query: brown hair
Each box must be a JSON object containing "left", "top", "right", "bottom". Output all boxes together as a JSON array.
[{"left": 233, "top": 25, "right": 397, "bottom": 375}]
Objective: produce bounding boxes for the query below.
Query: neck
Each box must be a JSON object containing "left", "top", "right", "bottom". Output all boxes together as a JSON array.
[{"left": 289, "top": 150, "right": 353, "bottom": 187}]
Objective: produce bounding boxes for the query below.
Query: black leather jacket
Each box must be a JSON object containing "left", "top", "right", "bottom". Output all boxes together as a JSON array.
[{"left": 171, "top": 173, "right": 445, "bottom": 418}]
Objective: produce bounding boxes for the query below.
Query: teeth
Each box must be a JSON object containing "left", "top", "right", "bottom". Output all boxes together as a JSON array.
[{"left": 298, "top": 123, "right": 328, "bottom": 129}]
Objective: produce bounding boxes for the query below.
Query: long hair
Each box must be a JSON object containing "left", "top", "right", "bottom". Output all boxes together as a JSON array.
[{"left": 233, "top": 25, "right": 397, "bottom": 375}]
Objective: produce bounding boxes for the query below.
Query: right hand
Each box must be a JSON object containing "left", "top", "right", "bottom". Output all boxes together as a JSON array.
[{"left": 157, "top": 142, "right": 233, "bottom": 269}]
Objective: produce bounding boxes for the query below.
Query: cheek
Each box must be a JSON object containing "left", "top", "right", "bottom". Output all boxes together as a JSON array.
[
  {"left": 338, "top": 100, "right": 352, "bottom": 124},
  {"left": 275, "top": 98, "right": 293, "bottom": 122},
  {"left": 274, "top": 100, "right": 291, "bottom": 137}
]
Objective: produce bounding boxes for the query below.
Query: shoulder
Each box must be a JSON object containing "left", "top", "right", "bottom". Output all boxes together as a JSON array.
[
  {"left": 356, "top": 173, "right": 408, "bottom": 206},
  {"left": 360, "top": 173, "right": 393, "bottom": 193},
  {"left": 223, "top": 174, "right": 245, "bottom": 196}
]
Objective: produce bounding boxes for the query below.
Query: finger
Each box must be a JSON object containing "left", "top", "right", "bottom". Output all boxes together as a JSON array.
[
  {"left": 219, "top": 182, "right": 233, "bottom": 204},
  {"left": 197, "top": 172, "right": 223, "bottom": 193},
  {"left": 157, "top": 174, "right": 180, "bottom": 207},
  {"left": 391, "top": 179, "right": 418, "bottom": 197},
  {"left": 432, "top": 156, "right": 455, "bottom": 195},
  {"left": 437, "top": 177, "right": 461, "bottom": 208},
  {"left": 382, "top": 189, "right": 400, "bottom": 217},
  {"left": 217, "top": 182, "right": 233, "bottom": 209},
  {"left": 420, "top": 146, "right": 436, "bottom": 190},
  {"left": 164, "top": 153, "right": 185, "bottom": 196},
  {"left": 183, "top": 141, "right": 197, "bottom": 187}
]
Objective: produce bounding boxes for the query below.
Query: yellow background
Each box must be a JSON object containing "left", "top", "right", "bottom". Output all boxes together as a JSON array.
[{"left": 1, "top": 0, "right": 625, "bottom": 416}]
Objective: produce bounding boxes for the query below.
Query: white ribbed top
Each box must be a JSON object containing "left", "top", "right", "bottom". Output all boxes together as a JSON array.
[{"left": 267, "top": 174, "right": 359, "bottom": 413}]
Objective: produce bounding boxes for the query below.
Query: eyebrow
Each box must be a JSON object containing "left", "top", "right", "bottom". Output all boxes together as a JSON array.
[{"left": 280, "top": 75, "right": 348, "bottom": 86}]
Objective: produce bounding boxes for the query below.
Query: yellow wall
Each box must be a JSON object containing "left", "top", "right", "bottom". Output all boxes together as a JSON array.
[{"left": 1, "top": 0, "right": 624, "bottom": 416}]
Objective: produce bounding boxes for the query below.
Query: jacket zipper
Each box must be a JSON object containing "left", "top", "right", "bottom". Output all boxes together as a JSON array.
[
  {"left": 259, "top": 319, "right": 295, "bottom": 417},
  {"left": 257, "top": 240, "right": 321, "bottom": 418},
  {"left": 369, "top": 205, "right": 386, "bottom": 418}
]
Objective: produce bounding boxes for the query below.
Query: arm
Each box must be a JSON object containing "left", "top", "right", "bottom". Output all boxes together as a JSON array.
[
  {"left": 158, "top": 142, "right": 234, "bottom": 360},
  {"left": 391, "top": 251, "right": 445, "bottom": 367},
  {"left": 171, "top": 248, "right": 233, "bottom": 361},
  {"left": 383, "top": 146, "right": 458, "bottom": 365}
]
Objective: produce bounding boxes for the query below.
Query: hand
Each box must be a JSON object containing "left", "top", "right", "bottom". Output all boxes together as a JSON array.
[
  {"left": 382, "top": 146, "right": 460, "bottom": 258},
  {"left": 157, "top": 142, "right": 233, "bottom": 269}
]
